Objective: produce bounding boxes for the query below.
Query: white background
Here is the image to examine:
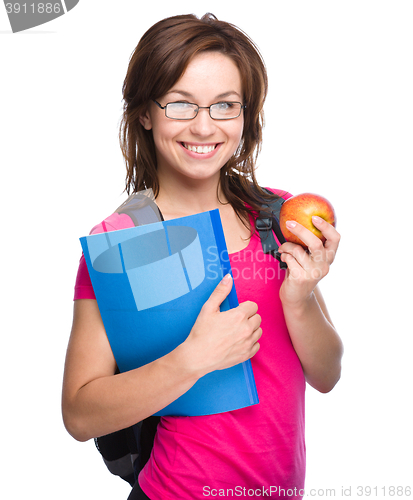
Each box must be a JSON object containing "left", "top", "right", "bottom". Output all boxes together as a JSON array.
[{"left": 1, "top": 1, "right": 412, "bottom": 498}]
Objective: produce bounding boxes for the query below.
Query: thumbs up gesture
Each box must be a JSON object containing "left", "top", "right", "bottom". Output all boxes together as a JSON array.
[{"left": 181, "top": 274, "right": 262, "bottom": 378}]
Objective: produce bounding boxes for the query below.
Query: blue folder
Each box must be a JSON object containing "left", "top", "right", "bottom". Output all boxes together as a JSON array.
[{"left": 80, "top": 208, "right": 259, "bottom": 416}]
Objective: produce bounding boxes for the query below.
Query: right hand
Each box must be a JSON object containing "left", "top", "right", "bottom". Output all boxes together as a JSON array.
[{"left": 181, "top": 274, "right": 262, "bottom": 378}]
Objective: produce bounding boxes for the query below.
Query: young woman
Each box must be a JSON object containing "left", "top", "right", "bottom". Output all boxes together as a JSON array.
[{"left": 62, "top": 13, "right": 343, "bottom": 500}]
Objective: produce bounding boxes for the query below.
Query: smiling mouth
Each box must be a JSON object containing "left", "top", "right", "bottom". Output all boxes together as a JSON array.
[{"left": 182, "top": 143, "right": 218, "bottom": 154}]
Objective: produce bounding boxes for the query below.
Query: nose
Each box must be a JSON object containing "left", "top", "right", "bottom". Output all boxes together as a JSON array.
[{"left": 189, "top": 108, "right": 217, "bottom": 137}]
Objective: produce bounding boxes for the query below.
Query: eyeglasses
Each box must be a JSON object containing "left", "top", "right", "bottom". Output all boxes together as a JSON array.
[{"left": 153, "top": 100, "right": 246, "bottom": 120}]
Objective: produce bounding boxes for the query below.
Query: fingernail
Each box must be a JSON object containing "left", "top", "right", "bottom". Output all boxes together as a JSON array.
[
  {"left": 312, "top": 216, "right": 323, "bottom": 224},
  {"left": 286, "top": 221, "right": 296, "bottom": 229},
  {"left": 222, "top": 273, "right": 232, "bottom": 284}
]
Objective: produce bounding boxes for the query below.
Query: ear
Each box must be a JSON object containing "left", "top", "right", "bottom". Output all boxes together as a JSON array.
[{"left": 139, "top": 110, "right": 152, "bottom": 131}]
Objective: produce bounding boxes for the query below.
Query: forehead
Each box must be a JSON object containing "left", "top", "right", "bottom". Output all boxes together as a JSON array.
[{"left": 166, "top": 52, "right": 242, "bottom": 101}]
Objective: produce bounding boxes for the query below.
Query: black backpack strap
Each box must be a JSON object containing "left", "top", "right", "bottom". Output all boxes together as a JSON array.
[
  {"left": 94, "top": 368, "right": 161, "bottom": 485},
  {"left": 138, "top": 416, "right": 161, "bottom": 471},
  {"left": 94, "top": 427, "right": 138, "bottom": 486},
  {"left": 255, "top": 188, "right": 288, "bottom": 269}
]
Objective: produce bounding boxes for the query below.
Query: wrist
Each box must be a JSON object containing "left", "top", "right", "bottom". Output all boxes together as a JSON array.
[
  {"left": 167, "top": 338, "right": 206, "bottom": 382},
  {"left": 280, "top": 289, "right": 316, "bottom": 316}
]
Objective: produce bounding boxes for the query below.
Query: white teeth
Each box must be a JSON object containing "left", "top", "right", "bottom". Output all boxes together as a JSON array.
[{"left": 184, "top": 143, "right": 216, "bottom": 154}]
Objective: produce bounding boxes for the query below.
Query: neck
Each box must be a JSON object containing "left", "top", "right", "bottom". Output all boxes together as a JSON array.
[{"left": 155, "top": 172, "right": 228, "bottom": 219}]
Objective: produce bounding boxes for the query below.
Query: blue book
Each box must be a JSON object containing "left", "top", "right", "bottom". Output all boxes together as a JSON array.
[{"left": 80, "top": 208, "right": 259, "bottom": 416}]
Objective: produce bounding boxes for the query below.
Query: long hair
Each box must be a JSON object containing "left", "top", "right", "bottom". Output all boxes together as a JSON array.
[{"left": 119, "top": 13, "right": 281, "bottom": 229}]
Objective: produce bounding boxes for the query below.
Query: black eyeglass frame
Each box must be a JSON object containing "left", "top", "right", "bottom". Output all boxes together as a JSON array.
[{"left": 152, "top": 99, "right": 246, "bottom": 121}]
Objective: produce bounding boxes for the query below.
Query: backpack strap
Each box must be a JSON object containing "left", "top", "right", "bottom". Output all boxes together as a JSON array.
[
  {"left": 255, "top": 188, "right": 288, "bottom": 269},
  {"left": 94, "top": 427, "right": 138, "bottom": 487},
  {"left": 115, "top": 189, "right": 164, "bottom": 225}
]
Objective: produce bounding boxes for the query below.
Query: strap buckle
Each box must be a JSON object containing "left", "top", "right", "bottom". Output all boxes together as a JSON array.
[
  {"left": 255, "top": 214, "right": 272, "bottom": 232},
  {"left": 255, "top": 212, "right": 288, "bottom": 269}
]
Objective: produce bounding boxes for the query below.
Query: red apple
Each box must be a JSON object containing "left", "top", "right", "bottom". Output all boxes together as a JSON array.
[{"left": 279, "top": 193, "right": 336, "bottom": 249}]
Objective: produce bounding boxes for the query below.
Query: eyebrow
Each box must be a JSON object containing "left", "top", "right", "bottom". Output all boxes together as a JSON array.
[{"left": 166, "top": 90, "right": 242, "bottom": 100}]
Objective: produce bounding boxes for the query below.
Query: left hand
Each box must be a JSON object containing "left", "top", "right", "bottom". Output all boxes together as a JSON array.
[{"left": 277, "top": 216, "right": 341, "bottom": 306}]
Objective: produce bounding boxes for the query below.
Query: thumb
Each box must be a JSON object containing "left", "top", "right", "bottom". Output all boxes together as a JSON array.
[{"left": 203, "top": 274, "right": 233, "bottom": 313}]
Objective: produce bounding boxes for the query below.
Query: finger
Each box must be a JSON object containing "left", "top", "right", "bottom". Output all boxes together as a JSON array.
[
  {"left": 283, "top": 220, "right": 327, "bottom": 256},
  {"left": 249, "top": 313, "right": 262, "bottom": 332},
  {"left": 281, "top": 239, "right": 331, "bottom": 282},
  {"left": 311, "top": 216, "right": 341, "bottom": 260},
  {"left": 203, "top": 274, "right": 233, "bottom": 313},
  {"left": 311, "top": 216, "right": 339, "bottom": 242},
  {"left": 283, "top": 220, "right": 339, "bottom": 269},
  {"left": 248, "top": 341, "right": 261, "bottom": 359},
  {"left": 279, "top": 241, "right": 309, "bottom": 260},
  {"left": 254, "top": 327, "right": 263, "bottom": 341},
  {"left": 280, "top": 251, "right": 306, "bottom": 279},
  {"left": 238, "top": 300, "right": 259, "bottom": 318},
  {"left": 278, "top": 241, "right": 312, "bottom": 272},
  {"left": 247, "top": 327, "right": 262, "bottom": 356}
]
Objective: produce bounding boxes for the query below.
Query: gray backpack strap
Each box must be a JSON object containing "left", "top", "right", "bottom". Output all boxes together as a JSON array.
[{"left": 115, "top": 189, "right": 164, "bottom": 226}]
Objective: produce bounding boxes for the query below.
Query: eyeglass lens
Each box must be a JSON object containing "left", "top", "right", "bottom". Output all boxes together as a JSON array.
[{"left": 165, "top": 102, "right": 242, "bottom": 120}]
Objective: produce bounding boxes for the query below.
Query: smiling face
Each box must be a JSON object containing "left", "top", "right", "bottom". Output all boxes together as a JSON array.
[{"left": 139, "top": 51, "right": 244, "bottom": 188}]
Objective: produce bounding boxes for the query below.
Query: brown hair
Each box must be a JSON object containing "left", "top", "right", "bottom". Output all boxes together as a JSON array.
[{"left": 119, "top": 13, "right": 281, "bottom": 229}]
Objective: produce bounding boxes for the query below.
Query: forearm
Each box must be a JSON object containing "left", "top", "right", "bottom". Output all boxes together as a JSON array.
[
  {"left": 62, "top": 345, "right": 199, "bottom": 442},
  {"left": 281, "top": 291, "right": 343, "bottom": 393},
  {"left": 63, "top": 276, "right": 261, "bottom": 442}
]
